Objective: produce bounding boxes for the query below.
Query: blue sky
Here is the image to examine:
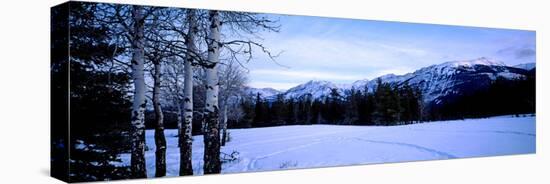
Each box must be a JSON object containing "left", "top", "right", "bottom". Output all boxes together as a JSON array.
[{"left": 240, "top": 14, "right": 536, "bottom": 90}]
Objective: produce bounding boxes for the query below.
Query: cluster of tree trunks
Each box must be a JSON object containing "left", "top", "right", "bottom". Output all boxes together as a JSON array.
[
  {"left": 59, "top": 2, "right": 278, "bottom": 179},
  {"left": 126, "top": 7, "right": 276, "bottom": 176}
]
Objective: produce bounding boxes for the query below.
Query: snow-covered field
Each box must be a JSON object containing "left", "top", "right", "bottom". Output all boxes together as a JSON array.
[{"left": 116, "top": 115, "right": 535, "bottom": 177}]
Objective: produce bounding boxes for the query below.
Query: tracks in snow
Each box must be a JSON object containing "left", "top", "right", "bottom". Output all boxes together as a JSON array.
[
  {"left": 245, "top": 140, "right": 324, "bottom": 171},
  {"left": 490, "top": 130, "right": 535, "bottom": 137},
  {"left": 243, "top": 134, "right": 457, "bottom": 171},
  {"left": 350, "top": 137, "right": 457, "bottom": 159},
  {"left": 237, "top": 124, "right": 534, "bottom": 172},
  {"left": 409, "top": 129, "right": 535, "bottom": 137}
]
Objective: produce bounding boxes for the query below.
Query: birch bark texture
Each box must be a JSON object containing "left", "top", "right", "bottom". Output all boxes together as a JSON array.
[
  {"left": 203, "top": 10, "right": 222, "bottom": 174},
  {"left": 179, "top": 9, "right": 197, "bottom": 176},
  {"left": 221, "top": 101, "right": 228, "bottom": 146},
  {"left": 130, "top": 5, "right": 147, "bottom": 178},
  {"left": 152, "top": 59, "right": 167, "bottom": 177}
]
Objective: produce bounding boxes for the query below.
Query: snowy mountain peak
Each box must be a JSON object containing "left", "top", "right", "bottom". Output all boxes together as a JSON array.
[
  {"left": 303, "top": 80, "right": 333, "bottom": 86},
  {"left": 378, "top": 73, "right": 398, "bottom": 80},
  {"left": 407, "top": 57, "right": 508, "bottom": 82},
  {"left": 245, "top": 87, "right": 282, "bottom": 98},
  {"left": 351, "top": 79, "right": 370, "bottom": 90},
  {"left": 358, "top": 57, "right": 527, "bottom": 104},
  {"left": 283, "top": 80, "right": 343, "bottom": 100},
  {"left": 441, "top": 57, "right": 505, "bottom": 68}
]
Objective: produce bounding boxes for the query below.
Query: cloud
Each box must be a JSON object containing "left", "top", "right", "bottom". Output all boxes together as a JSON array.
[
  {"left": 251, "top": 69, "right": 365, "bottom": 81},
  {"left": 515, "top": 47, "right": 535, "bottom": 59},
  {"left": 496, "top": 45, "right": 536, "bottom": 60},
  {"left": 246, "top": 35, "right": 439, "bottom": 89},
  {"left": 242, "top": 15, "right": 535, "bottom": 90},
  {"left": 266, "top": 36, "right": 433, "bottom": 69}
]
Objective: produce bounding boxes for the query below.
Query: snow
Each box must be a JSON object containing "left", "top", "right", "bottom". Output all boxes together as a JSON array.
[
  {"left": 74, "top": 139, "right": 107, "bottom": 153},
  {"left": 351, "top": 79, "right": 370, "bottom": 90},
  {"left": 497, "top": 72, "right": 524, "bottom": 80},
  {"left": 113, "top": 115, "right": 535, "bottom": 177},
  {"left": 244, "top": 87, "right": 281, "bottom": 98},
  {"left": 379, "top": 57, "right": 515, "bottom": 102},
  {"left": 441, "top": 57, "right": 505, "bottom": 68},
  {"left": 513, "top": 63, "right": 536, "bottom": 70}
]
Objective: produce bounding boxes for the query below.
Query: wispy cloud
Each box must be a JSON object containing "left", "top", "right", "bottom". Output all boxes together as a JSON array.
[
  {"left": 251, "top": 69, "right": 366, "bottom": 81},
  {"left": 265, "top": 36, "right": 435, "bottom": 69},
  {"left": 515, "top": 48, "right": 536, "bottom": 59},
  {"left": 242, "top": 15, "right": 536, "bottom": 90}
]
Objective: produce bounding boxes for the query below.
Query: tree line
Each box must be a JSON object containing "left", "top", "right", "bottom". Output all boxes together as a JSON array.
[
  {"left": 228, "top": 74, "right": 535, "bottom": 129},
  {"left": 233, "top": 79, "right": 424, "bottom": 128}
]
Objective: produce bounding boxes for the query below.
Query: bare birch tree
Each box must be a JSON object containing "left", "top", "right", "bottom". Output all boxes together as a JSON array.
[
  {"left": 179, "top": 9, "right": 198, "bottom": 175},
  {"left": 145, "top": 32, "right": 170, "bottom": 177},
  {"left": 200, "top": 10, "right": 280, "bottom": 174},
  {"left": 129, "top": 5, "right": 147, "bottom": 178},
  {"left": 150, "top": 8, "right": 208, "bottom": 175},
  {"left": 151, "top": 55, "right": 166, "bottom": 177},
  {"left": 88, "top": 4, "right": 151, "bottom": 178},
  {"left": 218, "top": 59, "right": 248, "bottom": 146},
  {"left": 144, "top": 7, "right": 177, "bottom": 177},
  {"left": 202, "top": 10, "right": 222, "bottom": 174}
]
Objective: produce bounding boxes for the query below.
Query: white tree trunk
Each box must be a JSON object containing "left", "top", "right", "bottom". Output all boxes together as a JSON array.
[
  {"left": 153, "top": 60, "right": 166, "bottom": 177},
  {"left": 130, "top": 5, "right": 147, "bottom": 178},
  {"left": 221, "top": 100, "right": 228, "bottom": 146},
  {"left": 176, "top": 99, "right": 183, "bottom": 146},
  {"left": 203, "top": 10, "right": 222, "bottom": 174},
  {"left": 179, "top": 9, "right": 197, "bottom": 176}
]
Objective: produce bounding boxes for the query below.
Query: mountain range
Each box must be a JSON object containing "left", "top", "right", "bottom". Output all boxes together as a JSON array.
[{"left": 245, "top": 57, "right": 535, "bottom": 105}]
